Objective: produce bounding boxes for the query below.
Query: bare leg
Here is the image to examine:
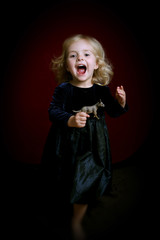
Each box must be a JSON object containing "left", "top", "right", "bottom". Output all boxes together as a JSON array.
[{"left": 71, "top": 204, "right": 88, "bottom": 240}]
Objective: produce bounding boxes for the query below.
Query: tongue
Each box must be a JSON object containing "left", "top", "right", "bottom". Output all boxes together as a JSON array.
[{"left": 78, "top": 68, "right": 86, "bottom": 74}]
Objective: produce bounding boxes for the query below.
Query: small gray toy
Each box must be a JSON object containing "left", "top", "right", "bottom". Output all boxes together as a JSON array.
[{"left": 72, "top": 100, "right": 105, "bottom": 119}]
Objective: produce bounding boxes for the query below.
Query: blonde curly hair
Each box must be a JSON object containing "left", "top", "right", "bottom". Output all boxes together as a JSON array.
[{"left": 51, "top": 34, "right": 113, "bottom": 86}]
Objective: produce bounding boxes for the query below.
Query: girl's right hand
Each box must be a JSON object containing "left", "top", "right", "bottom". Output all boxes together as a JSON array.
[{"left": 67, "top": 112, "right": 90, "bottom": 128}]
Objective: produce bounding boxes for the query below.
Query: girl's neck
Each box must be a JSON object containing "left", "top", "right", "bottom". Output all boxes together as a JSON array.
[{"left": 70, "top": 80, "right": 93, "bottom": 88}]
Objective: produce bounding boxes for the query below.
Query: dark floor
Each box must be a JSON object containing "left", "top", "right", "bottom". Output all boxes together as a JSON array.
[{"left": 2, "top": 141, "right": 157, "bottom": 240}]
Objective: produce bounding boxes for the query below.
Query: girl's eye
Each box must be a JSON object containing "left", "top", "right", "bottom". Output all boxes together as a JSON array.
[
  {"left": 85, "top": 53, "right": 90, "bottom": 57},
  {"left": 70, "top": 54, "right": 76, "bottom": 58}
]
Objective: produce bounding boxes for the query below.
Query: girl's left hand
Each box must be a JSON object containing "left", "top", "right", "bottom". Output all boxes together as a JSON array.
[{"left": 115, "top": 85, "right": 126, "bottom": 108}]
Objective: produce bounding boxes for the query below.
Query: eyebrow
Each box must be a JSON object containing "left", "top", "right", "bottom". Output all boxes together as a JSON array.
[{"left": 68, "top": 49, "right": 93, "bottom": 54}]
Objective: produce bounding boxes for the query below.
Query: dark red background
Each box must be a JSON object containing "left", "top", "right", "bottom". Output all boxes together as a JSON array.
[{"left": 1, "top": 1, "right": 155, "bottom": 165}]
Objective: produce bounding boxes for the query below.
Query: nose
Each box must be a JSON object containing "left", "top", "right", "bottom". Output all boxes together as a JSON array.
[{"left": 77, "top": 54, "right": 84, "bottom": 61}]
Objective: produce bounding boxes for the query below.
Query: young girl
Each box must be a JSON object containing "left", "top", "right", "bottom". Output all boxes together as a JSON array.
[{"left": 42, "top": 34, "right": 128, "bottom": 239}]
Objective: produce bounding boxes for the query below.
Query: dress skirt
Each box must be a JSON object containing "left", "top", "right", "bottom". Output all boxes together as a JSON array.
[{"left": 42, "top": 113, "right": 112, "bottom": 205}]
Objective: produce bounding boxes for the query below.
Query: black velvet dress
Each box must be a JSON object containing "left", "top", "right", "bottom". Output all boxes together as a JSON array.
[{"left": 41, "top": 82, "right": 128, "bottom": 205}]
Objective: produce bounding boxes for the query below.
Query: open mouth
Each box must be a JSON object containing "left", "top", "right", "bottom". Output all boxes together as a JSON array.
[{"left": 77, "top": 65, "right": 87, "bottom": 75}]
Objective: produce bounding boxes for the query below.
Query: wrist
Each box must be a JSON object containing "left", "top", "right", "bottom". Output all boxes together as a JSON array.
[{"left": 120, "top": 102, "right": 125, "bottom": 108}]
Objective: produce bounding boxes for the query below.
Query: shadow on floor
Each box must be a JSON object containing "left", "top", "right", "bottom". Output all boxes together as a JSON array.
[{"left": 2, "top": 143, "right": 156, "bottom": 239}]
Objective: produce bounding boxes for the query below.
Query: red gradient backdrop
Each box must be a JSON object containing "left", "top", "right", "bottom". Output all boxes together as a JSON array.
[{"left": 2, "top": 2, "right": 153, "bottom": 164}]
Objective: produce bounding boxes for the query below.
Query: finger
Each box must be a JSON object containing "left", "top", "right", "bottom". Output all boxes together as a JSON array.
[
  {"left": 78, "top": 122, "right": 86, "bottom": 128},
  {"left": 117, "top": 85, "right": 124, "bottom": 91},
  {"left": 79, "top": 116, "right": 87, "bottom": 121},
  {"left": 117, "top": 86, "right": 124, "bottom": 92},
  {"left": 79, "top": 117, "right": 88, "bottom": 124},
  {"left": 80, "top": 112, "right": 90, "bottom": 118},
  {"left": 76, "top": 112, "right": 85, "bottom": 119},
  {"left": 117, "top": 93, "right": 125, "bottom": 99},
  {"left": 76, "top": 115, "right": 87, "bottom": 121},
  {"left": 116, "top": 86, "right": 122, "bottom": 93},
  {"left": 116, "top": 88, "right": 125, "bottom": 95},
  {"left": 75, "top": 118, "right": 86, "bottom": 126},
  {"left": 117, "top": 91, "right": 125, "bottom": 96}
]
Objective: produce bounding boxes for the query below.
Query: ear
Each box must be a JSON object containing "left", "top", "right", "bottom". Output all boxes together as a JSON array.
[{"left": 94, "top": 63, "right": 99, "bottom": 70}]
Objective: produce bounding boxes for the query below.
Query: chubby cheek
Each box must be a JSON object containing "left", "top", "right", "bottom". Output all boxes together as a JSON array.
[{"left": 88, "top": 59, "right": 98, "bottom": 71}]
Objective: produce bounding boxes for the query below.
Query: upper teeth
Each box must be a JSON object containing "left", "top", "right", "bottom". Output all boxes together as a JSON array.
[{"left": 78, "top": 65, "right": 85, "bottom": 67}]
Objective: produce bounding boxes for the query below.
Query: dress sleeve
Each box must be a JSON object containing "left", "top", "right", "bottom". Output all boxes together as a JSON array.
[
  {"left": 48, "top": 85, "right": 72, "bottom": 126},
  {"left": 101, "top": 86, "right": 128, "bottom": 118}
]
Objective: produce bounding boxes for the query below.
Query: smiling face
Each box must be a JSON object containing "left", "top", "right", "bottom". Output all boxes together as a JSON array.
[{"left": 66, "top": 39, "right": 98, "bottom": 87}]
